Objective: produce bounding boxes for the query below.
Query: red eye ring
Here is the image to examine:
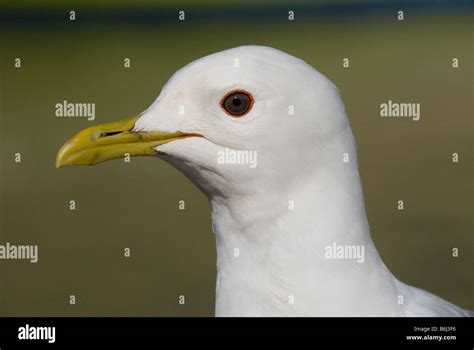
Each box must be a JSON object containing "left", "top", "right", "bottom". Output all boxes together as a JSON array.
[{"left": 220, "top": 89, "right": 254, "bottom": 117}]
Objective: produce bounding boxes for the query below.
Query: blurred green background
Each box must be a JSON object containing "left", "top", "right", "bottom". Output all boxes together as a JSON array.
[{"left": 0, "top": 1, "right": 472, "bottom": 316}]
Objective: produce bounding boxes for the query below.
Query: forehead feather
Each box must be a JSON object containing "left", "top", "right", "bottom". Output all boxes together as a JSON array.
[{"left": 168, "top": 46, "right": 313, "bottom": 90}]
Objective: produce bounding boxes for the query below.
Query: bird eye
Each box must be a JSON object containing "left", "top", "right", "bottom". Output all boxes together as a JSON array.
[{"left": 220, "top": 90, "right": 254, "bottom": 117}]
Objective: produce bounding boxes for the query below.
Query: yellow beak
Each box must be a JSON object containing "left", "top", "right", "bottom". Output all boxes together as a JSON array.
[{"left": 56, "top": 116, "right": 192, "bottom": 167}]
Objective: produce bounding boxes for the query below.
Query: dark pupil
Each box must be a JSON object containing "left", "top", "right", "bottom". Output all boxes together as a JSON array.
[
  {"left": 232, "top": 96, "right": 242, "bottom": 107},
  {"left": 224, "top": 93, "right": 250, "bottom": 116}
]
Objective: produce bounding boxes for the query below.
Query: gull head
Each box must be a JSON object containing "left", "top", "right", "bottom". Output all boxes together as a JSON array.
[{"left": 56, "top": 45, "right": 353, "bottom": 200}]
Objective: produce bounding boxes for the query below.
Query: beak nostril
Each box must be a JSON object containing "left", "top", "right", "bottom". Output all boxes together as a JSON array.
[{"left": 100, "top": 131, "right": 122, "bottom": 138}]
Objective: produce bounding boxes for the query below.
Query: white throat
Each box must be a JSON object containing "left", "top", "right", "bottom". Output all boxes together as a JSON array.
[{"left": 209, "top": 127, "right": 403, "bottom": 317}]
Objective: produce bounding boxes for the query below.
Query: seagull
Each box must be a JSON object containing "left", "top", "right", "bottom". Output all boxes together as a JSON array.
[{"left": 56, "top": 45, "right": 472, "bottom": 317}]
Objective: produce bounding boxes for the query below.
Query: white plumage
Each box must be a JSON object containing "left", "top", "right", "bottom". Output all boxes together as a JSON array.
[{"left": 133, "top": 46, "right": 471, "bottom": 317}]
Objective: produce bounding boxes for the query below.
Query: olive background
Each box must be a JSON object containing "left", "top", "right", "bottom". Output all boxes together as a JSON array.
[{"left": 0, "top": 1, "right": 472, "bottom": 316}]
